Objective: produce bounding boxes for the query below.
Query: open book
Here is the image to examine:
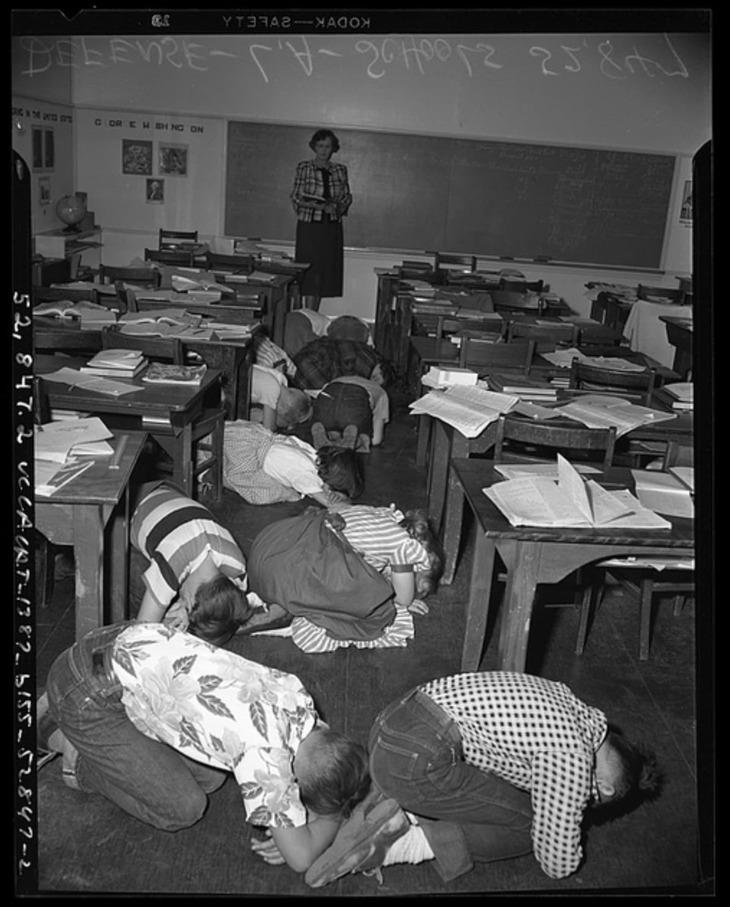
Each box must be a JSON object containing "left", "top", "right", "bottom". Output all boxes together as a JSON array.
[
  {"left": 483, "top": 454, "right": 672, "bottom": 529},
  {"left": 557, "top": 396, "right": 676, "bottom": 437},
  {"left": 631, "top": 469, "right": 694, "bottom": 518},
  {"left": 409, "top": 385, "right": 518, "bottom": 438}
]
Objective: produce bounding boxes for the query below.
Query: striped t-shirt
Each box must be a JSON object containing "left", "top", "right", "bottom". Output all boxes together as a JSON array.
[
  {"left": 130, "top": 484, "right": 248, "bottom": 609},
  {"left": 339, "top": 505, "right": 430, "bottom": 574}
]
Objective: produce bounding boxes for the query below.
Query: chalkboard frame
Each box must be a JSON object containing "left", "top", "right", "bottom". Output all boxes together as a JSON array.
[{"left": 225, "top": 121, "right": 677, "bottom": 271}]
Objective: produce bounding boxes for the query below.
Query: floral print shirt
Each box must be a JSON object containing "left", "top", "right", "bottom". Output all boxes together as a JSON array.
[{"left": 112, "top": 623, "right": 317, "bottom": 828}]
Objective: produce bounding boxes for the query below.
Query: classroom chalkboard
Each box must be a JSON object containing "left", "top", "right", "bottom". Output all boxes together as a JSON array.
[{"left": 225, "top": 121, "right": 676, "bottom": 269}]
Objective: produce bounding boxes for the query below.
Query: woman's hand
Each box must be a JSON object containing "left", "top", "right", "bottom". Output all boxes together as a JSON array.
[
  {"left": 323, "top": 202, "right": 337, "bottom": 217},
  {"left": 250, "top": 830, "right": 287, "bottom": 866}
]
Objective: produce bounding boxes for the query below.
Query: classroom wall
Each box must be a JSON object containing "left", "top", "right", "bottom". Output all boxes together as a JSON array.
[{"left": 12, "top": 32, "right": 710, "bottom": 319}]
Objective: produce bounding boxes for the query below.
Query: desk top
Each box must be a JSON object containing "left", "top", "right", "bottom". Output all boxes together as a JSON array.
[
  {"left": 452, "top": 458, "right": 694, "bottom": 547},
  {"left": 36, "top": 355, "right": 222, "bottom": 417},
  {"left": 35, "top": 429, "right": 146, "bottom": 506}
]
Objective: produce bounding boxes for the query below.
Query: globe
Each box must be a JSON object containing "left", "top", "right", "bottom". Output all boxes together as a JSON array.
[{"left": 55, "top": 194, "right": 87, "bottom": 233}]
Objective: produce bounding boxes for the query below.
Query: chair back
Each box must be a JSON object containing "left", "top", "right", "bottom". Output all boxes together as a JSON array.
[
  {"left": 101, "top": 325, "right": 184, "bottom": 363},
  {"left": 205, "top": 251, "right": 255, "bottom": 274},
  {"left": 458, "top": 334, "right": 536, "bottom": 374},
  {"left": 182, "top": 338, "right": 254, "bottom": 420},
  {"left": 145, "top": 247, "right": 195, "bottom": 267},
  {"left": 135, "top": 297, "right": 263, "bottom": 325},
  {"left": 435, "top": 252, "right": 477, "bottom": 273},
  {"left": 33, "top": 376, "right": 51, "bottom": 425},
  {"left": 491, "top": 289, "right": 544, "bottom": 315},
  {"left": 33, "top": 323, "right": 103, "bottom": 356},
  {"left": 569, "top": 357, "right": 657, "bottom": 405},
  {"left": 33, "top": 285, "right": 101, "bottom": 306},
  {"left": 499, "top": 278, "right": 545, "bottom": 293},
  {"left": 436, "top": 316, "right": 505, "bottom": 340},
  {"left": 506, "top": 320, "right": 579, "bottom": 348},
  {"left": 493, "top": 413, "right": 617, "bottom": 469},
  {"left": 159, "top": 229, "right": 198, "bottom": 250},
  {"left": 637, "top": 284, "right": 684, "bottom": 303},
  {"left": 99, "top": 265, "right": 160, "bottom": 288}
]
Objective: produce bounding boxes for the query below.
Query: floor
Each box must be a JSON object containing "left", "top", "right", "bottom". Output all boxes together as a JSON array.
[{"left": 34, "top": 402, "right": 713, "bottom": 896}]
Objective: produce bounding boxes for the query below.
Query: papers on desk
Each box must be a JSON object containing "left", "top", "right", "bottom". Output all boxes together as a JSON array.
[
  {"left": 540, "top": 347, "right": 647, "bottom": 372},
  {"left": 34, "top": 416, "right": 114, "bottom": 463},
  {"left": 556, "top": 395, "right": 676, "bottom": 437},
  {"left": 41, "top": 366, "right": 140, "bottom": 397},
  {"left": 494, "top": 462, "right": 600, "bottom": 480},
  {"left": 483, "top": 454, "right": 672, "bottom": 529},
  {"left": 35, "top": 457, "right": 95, "bottom": 497},
  {"left": 409, "top": 385, "right": 518, "bottom": 438}
]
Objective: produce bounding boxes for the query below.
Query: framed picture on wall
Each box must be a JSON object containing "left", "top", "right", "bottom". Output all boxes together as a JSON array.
[
  {"left": 158, "top": 143, "right": 188, "bottom": 176},
  {"left": 38, "top": 176, "right": 51, "bottom": 206},
  {"left": 32, "top": 127, "right": 55, "bottom": 171},
  {"left": 146, "top": 178, "right": 164, "bottom": 204},
  {"left": 122, "top": 139, "right": 153, "bottom": 175}
]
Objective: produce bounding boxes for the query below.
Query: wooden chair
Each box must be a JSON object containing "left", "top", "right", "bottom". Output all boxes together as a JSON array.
[
  {"left": 99, "top": 265, "right": 161, "bottom": 289},
  {"left": 33, "top": 322, "right": 103, "bottom": 357},
  {"left": 458, "top": 334, "right": 536, "bottom": 375},
  {"left": 32, "top": 257, "right": 72, "bottom": 287},
  {"left": 506, "top": 320, "right": 579, "bottom": 349},
  {"left": 493, "top": 413, "right": 616, "bottom": 469},
  {"left": 101, "top": 324, "right": 185, "bottom": 364},
  {"left": 145, "top": 247, "right": 195, "bottom": 267},
  {"left": 182, "top": 337, "right": 255, "bottom": 421},
  {"left": 491, "top": 289, "right": 545, "bottom": 315},
  {"left": 134, "top": 296, "right": 264, "bottom": 325},
  {"left": 159, "top": 228, "right": 198, "bottom": 250},
  {"left": 569, "top": 357, "right": 658, "bottom": 406}
]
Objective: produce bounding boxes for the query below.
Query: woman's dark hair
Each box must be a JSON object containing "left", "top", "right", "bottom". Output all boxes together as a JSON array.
[
  {"left": 298, "top": 728, "right": 370, "bottom": 818},
  {"left": 309, "top": 128, "right": 340, "bottom": 154},
  {"left": 399, "top": 508, "right": 444, "bottom": 597},
  {"left": 316, "top": 446, "right": 364, "bottom": 499},
  {"left": 188, "top": 576, "right": 253, "bottom": 647}
]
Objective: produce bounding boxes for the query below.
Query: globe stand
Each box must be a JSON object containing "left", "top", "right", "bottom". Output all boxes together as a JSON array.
[{"left": 60, "top": 224, "right": 83, "bottom": 234}]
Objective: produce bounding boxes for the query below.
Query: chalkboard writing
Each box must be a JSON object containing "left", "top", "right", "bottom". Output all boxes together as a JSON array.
[{"left": 225, "top": 121, "right": 676, "bottom": 269}]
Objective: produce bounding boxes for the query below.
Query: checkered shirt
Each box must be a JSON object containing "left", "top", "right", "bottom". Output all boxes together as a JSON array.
[
  {"left": 290, "top": 160, "right": 352, "bottom": 222},
  {"left": 420, "top": 671, "right": 607, "bottom": 879}
]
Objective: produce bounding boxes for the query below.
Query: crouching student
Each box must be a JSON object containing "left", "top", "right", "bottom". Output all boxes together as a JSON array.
[
  {"left": 304, "top": 671, "right": 663, "bottom": 888},
  {"left": 311, "top": 367, "right": 390, "bottom": 451},
  {"left": 37, "top": 621, "right": 371, "bottom": 874},
  {"left": 131, "top": 481, "right": 252, "bottom": 645},
  {"left": 245, "top": 504, "right": 443, "bottom": 651},
  {"left": 222, "top": 420, "right": 363, "bottom": 507}
]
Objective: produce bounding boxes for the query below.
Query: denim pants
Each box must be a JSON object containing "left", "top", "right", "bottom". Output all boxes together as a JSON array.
[
  {"left": 368, "top": 688, "right": 533, "bottom": 881},
  {"left": 45, "top": 622, "right": 228, "bottom": 831}
]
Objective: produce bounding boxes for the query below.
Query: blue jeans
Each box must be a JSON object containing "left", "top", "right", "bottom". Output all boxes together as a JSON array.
[
  {"left": 45, "top": 622, "right": 228, "bottom": 831},
  {"left": 368, "top": 688, "right": 533, "bottom": 881}
]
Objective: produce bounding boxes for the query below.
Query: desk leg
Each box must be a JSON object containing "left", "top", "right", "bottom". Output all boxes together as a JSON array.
[
  {"left": 416, "top": 414, "right": 432, "bottom": 469},
  {"left": 497, "top": 540, "right": 540, "bottom": 673},
  {"left": 427, "top": 420, "right": 450, "bottom": 525},
  {"left": 108, "top": 496, "right": 129, "bottom": 624},
  {"left": 441, "top": 467, "right": 465, "bottom": 585},
  {"left": 461, "top": 530, "right": 497, "bottom": 672},
  {"left": 73, "top": 505, "right": 105, "bottom": 640}
]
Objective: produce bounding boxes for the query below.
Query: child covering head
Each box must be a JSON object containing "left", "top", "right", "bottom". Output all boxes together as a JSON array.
[
  {"left": 130, "top": 481, "right": 253, "bottom": 645},
  {"left": 222, "top": 420, "right": 364, "bottom": 507}
]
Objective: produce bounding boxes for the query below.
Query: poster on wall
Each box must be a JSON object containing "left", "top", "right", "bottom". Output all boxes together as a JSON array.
[
  {"left": 32, "top": 127, "right": 55, "bottom": 171},
  {"left": 38, "top": 176, "right": 51, "bottom": 206},
  {"left": 122, "top": 139, "right": 153, "bottom": 175},
  {"left": 146, "top": 178, "right": 164, "bottom": 203},
  {"left": 159, "top": 143, "right": 188, "bottom": 176}
]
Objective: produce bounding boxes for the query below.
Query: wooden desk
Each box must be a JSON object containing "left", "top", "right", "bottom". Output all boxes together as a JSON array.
[
  {"left": 36, "top": 356, "right": 223, "bottom": 494},
  {"left": 424, "top": 386, "right": 693, "bottom": 568},
  {"left": 446, "top": 459, "right": 694, "bottom": 673},
  {"left": 33, "top": 316, "right": 103, "bottom": 355},
  {"left": 659, "top": 315, "right": 693, "bottom": 379},
  {"left": 35, "top": 430, "right": 146, "bottom": 639}
]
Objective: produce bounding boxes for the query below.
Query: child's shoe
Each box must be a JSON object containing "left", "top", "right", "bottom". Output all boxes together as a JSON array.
[
  {"left": 305, "top": 788, "right": 409, "bottom": 888},
  {"left": 311, "top": 421, "right": 329, "bottom": 449},
  {"left": 341, "top": 424, "right": 358, "bottom": 449}
]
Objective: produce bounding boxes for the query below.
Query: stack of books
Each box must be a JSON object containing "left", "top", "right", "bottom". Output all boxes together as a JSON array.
[
  {"left": 142, "top": 362, "right": 207, "bottom": 385},
  {"left": 80, "top": 348, "right": 148, "bottom": 378},
  {"left": 654, "top": 382, "right": 693, "bottom": 412},
  {"left": 487, "top": 372, "right": 558, "bottom": 402}
]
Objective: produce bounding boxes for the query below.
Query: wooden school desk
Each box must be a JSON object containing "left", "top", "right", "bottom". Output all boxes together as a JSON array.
[
  {"left": 446, "top": 459, "right": 694, "bottom": 673},
  {"left": 36, "top": 355, "right": 223, "bottom": 496},
  {"left": 35, "top": 430, "right": 147, "bottom": 640}
]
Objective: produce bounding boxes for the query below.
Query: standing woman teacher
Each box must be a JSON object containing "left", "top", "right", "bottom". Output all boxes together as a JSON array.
[{"left": 291, "top": 129, "right": 352, "bottom": 311}]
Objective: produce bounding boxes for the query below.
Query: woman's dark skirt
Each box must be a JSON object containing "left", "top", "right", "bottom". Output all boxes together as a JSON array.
[{"left": 295, "top": 220, "right": 344, "bottom": 297}]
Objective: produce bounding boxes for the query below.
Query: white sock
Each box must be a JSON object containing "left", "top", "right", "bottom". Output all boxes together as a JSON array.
[{"left": 382, "top": 824, "right": 434, "bottom": 866}]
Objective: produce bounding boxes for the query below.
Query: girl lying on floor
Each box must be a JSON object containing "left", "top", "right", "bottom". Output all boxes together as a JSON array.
[
  {"left": 222, "top": 420, "right": 363, "bottom": 507},
  {"left": 243, "top": 504, "right": 443, "bottom": 652}
]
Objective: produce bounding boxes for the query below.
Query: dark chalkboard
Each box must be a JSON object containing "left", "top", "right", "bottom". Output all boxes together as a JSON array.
[{"left": 225, "top": 121, "right": 676, "bottom": 269}]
